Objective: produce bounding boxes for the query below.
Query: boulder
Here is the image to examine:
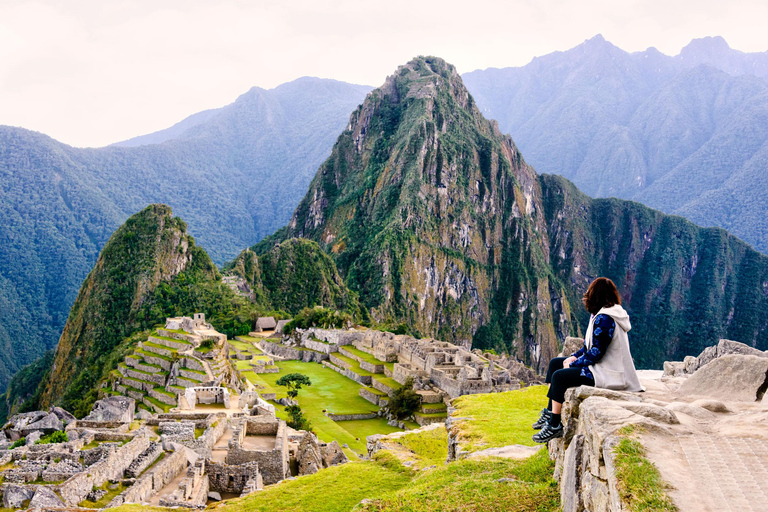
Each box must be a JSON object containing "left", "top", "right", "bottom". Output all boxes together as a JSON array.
[
  {"left": 665, "top": 402, "right": 715, "bottom": 420},
  {"left": 26, "top": 431, "right": 42, "bottom": 445},
  {"left": 560, "top": 337, "right": 584, "bottom": 358},
  {"left": 50, "top": 406, "right": 76, "bottom": 424},
  {"left": 321, "top": 441, "right": 348, "bottom": 467},
  {"left": 84, "top": 396, "right": 135, "bottom": 423},
  {"left": 208, "top": 492, "right": 222, "bottom": 501},
  {"left": 691, "top": 399, "right": 732, "bottom": 414},
  {"left": 3, "top": 484, "right": 35, "bottom": 508},
  {"left": 297, "top": 432, "right": 323, "bottom": 476},
  {"left": 23, "top": 412, "right": 64, "bottom": 435},
  {"left": 678, "top": 354, "right": 768, "bottom": 402},
  {"left": 29, "top": 486, "right": 65, "bottom": 508},
  {"left": 716, "top": 339, "right": 768, "bottom": 359},
  {"left": 137, "top": 408, "right": 154, "bottom": 420}
]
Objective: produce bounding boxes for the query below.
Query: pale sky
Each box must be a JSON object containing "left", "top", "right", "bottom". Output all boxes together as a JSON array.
[{"left": 1, "top": 0, "right": 767, "bottom": 148}]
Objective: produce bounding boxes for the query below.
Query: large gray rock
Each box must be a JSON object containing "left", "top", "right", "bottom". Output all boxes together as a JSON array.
[
  {"left": 321, "top": 440, "right": 349, "bottom": 467},
  {"left": 83, "top": 396, "right": 135, "bottom": 423},
  {"left": 3, "top": 484, "right": 35, "bottom": 508},
  {"left": 664, "top": 339, "right": 768, "bottom": 377},
  {"left": 560, "top": 337, "right": 584, "bottom": 357},
  {"left": 51, "top": 406, "right": 76, "bottom": 424},
  {"left": 24, "top": 412, "right": 64, "bottom": 434},
  {"left": 29, "top": 486, "right": 66, "bottom": 508},
  {"left": 678, "top": 354, "right": 768, "bottom": 402}
]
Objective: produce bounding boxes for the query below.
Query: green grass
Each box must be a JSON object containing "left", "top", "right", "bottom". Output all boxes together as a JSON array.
[
  {"left": 236, "top": 335, "right": 261, "bottom": 343},
  {"left": 341, "top": 346, "right": 386, "bottom": 366},
  {"left": 613, "top": 426, "right": 677, "bottom": 511},
  {"left": 420, "top": 402, "right": 447, "bottom": 412},
  {"left": 371, "top": 375, "right": 400, "bottom": 390},
  {"left": 144, "top": 396, "right": 173, "bottom": 413},
  {"left": 241, "top": 371, "right": 275, "bottom": 394},
  {"left": 151, "top": 333, "right": 192, "bottom": 345},
  {"left": 143, "top": 341, "right": 177, "bottom": 353},
  {"left": 333, "top": 419, "right": 400, "bottom": 442},
  {"left": 387, "top": 425, "right": 448, "bottom": 468},
  {"left": 209, "top": 460, "right": 412, "bottom": 512},
  {"left": 136, "top": 348, "right": 171, "bottom": 361},
  {"left": 360, "top": 448, "right": 559, "bottom": 512},
  {"left": 182, "top": 367, "right": 207, "bottom": 375},
  {"left": 451, "top": 385, "right": 547, "bottom": 451},
  {"left": 258, "top": 362, "right": 389, "bottom": 453},
  {"left": 80, "top": 482, "right": 128, "bottom": 508},
  {"left": 331, "top": 353, "right": 373, "bottom": 376},
  {"left": 153, "top": 387, "right": 175, "bottom": 398},
  {"left": 362, "top": 386, "right": 387, "bottom": 396},
  {"left": 230, "top": 339, "right": 264, "bottom": 355}
]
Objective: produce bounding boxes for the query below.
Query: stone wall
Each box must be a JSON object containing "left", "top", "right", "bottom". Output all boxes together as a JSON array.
[
  {"left": 244, "top": 417, "right": 280, "bottom": 436},
  {"left": 326, "top": 413, "right": 378, "bottom": 421},
  {"left": 160, "top": 421, "right": 196, "bottom": 443},
  {"left": 208, "top": 461, "right": 262, "bottom": 494},
  {"left": 125, "top": 442, "right": 164, "bottom": 478},
  {"left": 359, "top": 387, "right": 384, "bottom": 406},
  {"left": 261, "top": 340, "right": 328, "bottom": 363},
  {"left": 322, "top": 360, "right": 372, "bottom": 385},
  {"left": 183, "top": 415, "right": 227, "bottom": 459},
  {"left": 148, "top": 388, "right": 177, "bottom": 406},
  {"left": 548, "top": 386, "right": 680, "bottom": 512},
  {"left": 393, "top": 363, "right": 428, "bottom": 385},
  {"left": 226, "top": 420, "right": 288, "bottom": 485},
  {"left": 59, "top": 429, "right": 151, "bottom": 506},
  {"left": 110, "top": 448, "right": 188, "bottom": 506}
]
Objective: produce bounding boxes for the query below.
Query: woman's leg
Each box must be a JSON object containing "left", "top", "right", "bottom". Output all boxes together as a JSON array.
[
  {"left": 547, "top": 368, "right": 594, "bottom": 419},
  {"left": 545, "top": 357, "right": 567, "bottom": 410}
]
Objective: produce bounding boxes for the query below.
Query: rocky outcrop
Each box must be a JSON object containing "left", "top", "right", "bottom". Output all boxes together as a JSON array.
[
  {"left": 677, "top": 354, "right": 768, "bottom": 402},
  {"left": 663, "top": 338, "right": 768, "bottom": 377},
  {"left": 549, "top": 386, "right": 678, "bottom": 512},
  {"left": 83, "top": 396, "right": 135, "bottom": 423}
]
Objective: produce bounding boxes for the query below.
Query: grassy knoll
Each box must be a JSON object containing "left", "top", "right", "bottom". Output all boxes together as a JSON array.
[
  {"left": 259, "top": 361, "right": 396, "bottom": 453},
  {"left": 360, "top": 448, "right": 559, "bottom": 512},
  {"left": 451, "top": 385, "right": 547, "bottom": 451},
  {"left": 342, "top": 346, "right": 386, "bottom": 366},
  {"left": 210, "top": 459, "right": 412, "bottom": 512}
]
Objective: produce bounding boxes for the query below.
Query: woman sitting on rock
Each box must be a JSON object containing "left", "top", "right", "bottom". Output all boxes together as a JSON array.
[{"left": 532, "top": 277, "right": 644, "bottom": 443}]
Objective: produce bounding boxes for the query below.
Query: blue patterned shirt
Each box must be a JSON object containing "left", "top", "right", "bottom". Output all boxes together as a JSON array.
[{"left": 570, "top": 314, "right": 615, "bottom": 380}]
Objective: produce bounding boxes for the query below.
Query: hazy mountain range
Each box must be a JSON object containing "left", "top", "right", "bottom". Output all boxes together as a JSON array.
[
  {"left": 2, "top": 34, "right": 768, "bottom": 392},
  {"left": 463, "top": 35, "right": 768, "bottom": 253}
]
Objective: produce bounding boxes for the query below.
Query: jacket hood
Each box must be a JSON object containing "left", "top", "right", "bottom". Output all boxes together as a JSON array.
[{"left": 598, "top": 304, "right": 631, "bottom": 332}]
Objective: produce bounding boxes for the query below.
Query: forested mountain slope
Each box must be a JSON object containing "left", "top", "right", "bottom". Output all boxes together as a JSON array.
[
  {"left": 285, "top": 56, "right": 768, "bottom": 371},
  {"left": 0, "top": 78, "right": 369, "bottom": 392}
]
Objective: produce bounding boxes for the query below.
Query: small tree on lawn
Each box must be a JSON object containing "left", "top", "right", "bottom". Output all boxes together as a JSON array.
[
  {"left": 275, "top": 373, "right": 312, "bottom": 399},
  {"left": 276, "top": 373, "right": 313, "bottom": 431},
  {"left": 387, "top": 377, "right": 422, "bottom": 420}
]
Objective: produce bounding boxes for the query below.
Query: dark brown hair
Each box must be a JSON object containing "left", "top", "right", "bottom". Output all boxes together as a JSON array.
[{"left": 582, "top": 277, "right": 621, "bottom": 315}]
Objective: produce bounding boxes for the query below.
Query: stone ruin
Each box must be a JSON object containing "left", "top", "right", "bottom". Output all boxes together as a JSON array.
[
  {"left": 0, "top": 314, "right": 353, "bottom": 510},
  {"left": 251, "top": 325, "right": 524, "bottom": 427}
]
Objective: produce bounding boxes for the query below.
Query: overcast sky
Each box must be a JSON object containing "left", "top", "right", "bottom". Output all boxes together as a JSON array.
[{"left": 1, "top": 0, "right": 767, "bottom": 148}]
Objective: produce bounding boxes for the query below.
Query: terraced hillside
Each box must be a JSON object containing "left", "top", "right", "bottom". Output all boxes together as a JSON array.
[{"left": 109, "top": 318, "right": 235, "bottom": 414}]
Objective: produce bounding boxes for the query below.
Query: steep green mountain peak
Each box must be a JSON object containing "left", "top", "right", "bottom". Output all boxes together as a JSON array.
[{"left": 287, "top": 56, "right": 565, "bottom": 363}]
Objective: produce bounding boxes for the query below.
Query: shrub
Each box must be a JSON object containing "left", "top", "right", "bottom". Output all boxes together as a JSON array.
[
  {"left": 283, "top": 306, "right": 351, "bottom": 334},
  {"left": 9, "top": 437, "right": 26, "bottom": 449},
  {"left": 200, "top": 339, "right": 214, "bottom": 350},
  {"left": 386, "top": 377, "right": 422, "bottom": 420},
  {"left": 36, "top": 431, "right": 68, "bottom": 444},
  {"left": 285, "top": 404, "right": 312, "bottom": 431}
]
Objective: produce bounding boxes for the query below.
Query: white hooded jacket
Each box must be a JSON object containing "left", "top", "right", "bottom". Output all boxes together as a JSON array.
[{"left": 584, "top": 304, "right": 645, "bottom": 392}]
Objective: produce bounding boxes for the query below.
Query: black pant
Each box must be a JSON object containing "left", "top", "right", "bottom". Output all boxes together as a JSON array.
[{"left": 545, "top": 357, "right": 594, "bottom": 405}]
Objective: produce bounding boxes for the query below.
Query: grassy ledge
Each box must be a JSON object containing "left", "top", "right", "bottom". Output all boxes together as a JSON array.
[
  {"left": 613, "top": 426, "right": 678, "bottom": 512},
  {"left": 451, "top": 385, "right": 548, "bottom": 451}
]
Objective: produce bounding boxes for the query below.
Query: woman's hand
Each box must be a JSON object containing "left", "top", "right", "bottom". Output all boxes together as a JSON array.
[{"left": 563, "top": 356, "right": 577, "bottom": 368}]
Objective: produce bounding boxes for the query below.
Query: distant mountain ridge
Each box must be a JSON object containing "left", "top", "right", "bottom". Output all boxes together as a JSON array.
[
  {"left": 0, "top": 77, "right": 370, "bottom": 393},
  {"left": 462, "top": 35, "right": 768, "bottom": 253}
]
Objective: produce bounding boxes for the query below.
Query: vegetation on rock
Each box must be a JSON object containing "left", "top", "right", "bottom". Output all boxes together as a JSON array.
[{"left": 386, "top": 378, "right": 422, "bottom": 420}]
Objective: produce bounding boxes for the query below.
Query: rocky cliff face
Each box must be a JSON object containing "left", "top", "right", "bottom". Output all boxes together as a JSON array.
[
  {"left": 285, "top": 56, "right": 768, "bottom": 370},
  {"left": 287, "top": 57, "right": 569, "bottom": 368}
]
